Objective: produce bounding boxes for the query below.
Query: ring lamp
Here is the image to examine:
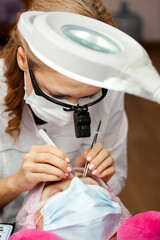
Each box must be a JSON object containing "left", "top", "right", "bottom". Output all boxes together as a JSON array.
[{"left": 18, "top": 11, "right": 160, "bottom": 103}]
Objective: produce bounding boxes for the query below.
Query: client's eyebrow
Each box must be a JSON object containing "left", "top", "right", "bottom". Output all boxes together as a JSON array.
[{"left": 76, "top": 172, "right": 90, "bottom": 179}]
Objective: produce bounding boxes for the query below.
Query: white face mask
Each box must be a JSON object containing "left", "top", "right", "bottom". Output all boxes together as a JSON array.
[
  {"left": 24, "top": 90, "right": 74, "bottom": 126},
  {"left": 23, "top": 72, "right": 100, "bottom": 125},
  {"left": 36, "top": 177, "right": 121, "bottom": 240},
  {"left": 23, "top": 72, "right": 74, "bottom": 125}
]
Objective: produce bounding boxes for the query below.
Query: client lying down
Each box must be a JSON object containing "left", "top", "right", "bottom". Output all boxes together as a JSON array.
[{"left": 16, "top": 168, "right": 131, "bottom": 240}]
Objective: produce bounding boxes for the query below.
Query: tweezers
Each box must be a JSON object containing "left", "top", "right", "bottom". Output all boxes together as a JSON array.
[{"left": 82, "top": 120, "right": 102, "bottom": 178}]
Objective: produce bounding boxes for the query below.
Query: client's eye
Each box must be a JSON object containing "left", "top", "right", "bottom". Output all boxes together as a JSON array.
[{"left": 77, "top": 173, "right": 83, "bottom": 179}]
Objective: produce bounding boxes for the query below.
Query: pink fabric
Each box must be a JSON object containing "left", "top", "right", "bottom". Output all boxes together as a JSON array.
[
  {"left": 9, "top": 229, "right": 62, "bottom": 240},
  {"left": 16, "top": 183, "right": 43, "bottom": 231},
  {"left": 117, "top": 211, "right": 160, "bottom": 240}
]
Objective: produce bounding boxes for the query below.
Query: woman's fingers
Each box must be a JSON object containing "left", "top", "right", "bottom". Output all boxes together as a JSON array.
[
  {"left": 100, "top": 166, "right": 115, "bottom": 182},
  {"left": 84, "top": 142, "right": 115, "bottom": 182},
  {"left": 15, "top": 165, "right": 64, "bottom": 192},
  {"left": 85, "top": 142, "right": 103, "bottom": 162},
  {"left": 31, "top": 163, "right": 68, "bottom": 178},
  {"left": 96, "top": 157, "right": 114, "bottom": 174},
  {"left": 27, "top": 172, "right": 63, "bottom": 184},
  {"left": 16, "top": 144, "right": 72, "bottom": 192},
  {"left": 30, "top": 144, "right": 70, "bottom": 162},
  {"left": 25, "top": 152, "right": 70, "bottom": 173},
  {"left": 89, "top": 156, "right": 114, "bottom": 178},
  {"left": 88, "top": 148, "right": 111, "bottom": 170},
  {"left": 24, "top": 144, "right": 72, "bottom": 175}
]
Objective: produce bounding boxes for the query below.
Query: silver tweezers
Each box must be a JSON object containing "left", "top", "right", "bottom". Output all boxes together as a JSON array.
[{"left": 82, "top": 120, "right": 102, "bottom": 178}]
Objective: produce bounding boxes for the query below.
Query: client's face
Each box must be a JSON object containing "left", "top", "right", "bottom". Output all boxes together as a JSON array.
[
  {"left": 40, "top": 171, "right": 99, "bottom": 202},
  {"left": 34, "top": 171, "right": 100, "bottom": 229}
]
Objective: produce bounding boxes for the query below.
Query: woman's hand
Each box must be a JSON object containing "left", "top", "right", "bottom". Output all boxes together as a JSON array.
[
  {"left": 86, "top": 143, "right": 115, "bottom": 182},
  {"left": 14, "top": 144, "right": 72, "bottom": 193},
  {"left": 76, "top": 143, "right": 115, "bottom": 183}
]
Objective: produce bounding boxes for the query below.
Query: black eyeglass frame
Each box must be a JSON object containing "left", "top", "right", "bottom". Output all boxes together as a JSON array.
[{"left": 28, "top": 63, "right": 107, "bottom": 110}]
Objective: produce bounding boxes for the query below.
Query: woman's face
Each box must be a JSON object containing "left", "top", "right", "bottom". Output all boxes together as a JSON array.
[
  {"left": 34, "top": 171, "right": 100, "bottom": 229},
  {"left": 17, "top": 46, "right": 100, "bottom": 104},
  {"left": 26, "top": 67, "right": 100, "bottom": 104}
]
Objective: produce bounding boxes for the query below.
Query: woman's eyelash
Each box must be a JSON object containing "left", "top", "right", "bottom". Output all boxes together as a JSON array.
[
  {"left": 54, "top": 96, "right": 64, "bottom": 99},
  {"left": 50, "top": 94, "right": 65, "bottom": 99}
]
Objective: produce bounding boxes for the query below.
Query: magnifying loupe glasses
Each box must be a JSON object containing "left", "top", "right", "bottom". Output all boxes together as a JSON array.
[{"left": 27, "top": 62, "right": 107, "bottom": 138}]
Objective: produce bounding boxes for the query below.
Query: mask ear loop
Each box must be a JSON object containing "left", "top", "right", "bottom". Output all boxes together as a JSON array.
[
  {"left": 34, "top": 182, "right": 46, "bottom": 228},
  {"left": 24, "top": 56, "right": 32, "bottom": 95},
  {"left": 35, "top": 213, "right": 43, "bottom": 227},
  {"left": 23, "top": 56, "right": 28, "bottom": 91},
  {"left": 35, "top": 199, "right": 48, "bottom": 227}
]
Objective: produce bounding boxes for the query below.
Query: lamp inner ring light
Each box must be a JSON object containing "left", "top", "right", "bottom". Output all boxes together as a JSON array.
[{"left": 61, "top": 25, "right": 121, "bottom": 54}]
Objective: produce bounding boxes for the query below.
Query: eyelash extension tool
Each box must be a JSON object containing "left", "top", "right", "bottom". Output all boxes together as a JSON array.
[{"left": 82, "top": 120, "right": 101, "bottom": 178}]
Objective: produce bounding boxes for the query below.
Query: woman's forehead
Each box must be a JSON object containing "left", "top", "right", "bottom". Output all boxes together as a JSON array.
[{"left": 34, "top": 68, "right": 100, "bottom": 97}]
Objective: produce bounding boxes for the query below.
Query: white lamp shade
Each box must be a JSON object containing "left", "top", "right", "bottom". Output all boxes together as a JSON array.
[{"left": 18, "top": 11, "right": 160, "bottom": 103}]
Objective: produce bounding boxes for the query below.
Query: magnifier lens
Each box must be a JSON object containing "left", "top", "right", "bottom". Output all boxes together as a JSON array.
[{"left": 62, "top": 25, "right": 121, "bottom": 54}]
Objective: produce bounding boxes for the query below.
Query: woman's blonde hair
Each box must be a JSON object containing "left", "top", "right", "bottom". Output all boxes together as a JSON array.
[{"left": 1, "top": 0, "right": 115, "bottom": 140}]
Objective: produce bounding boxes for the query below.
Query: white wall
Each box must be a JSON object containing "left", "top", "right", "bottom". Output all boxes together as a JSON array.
[{"left": 103, "top": 0, "right": 160, "bottom": 42}]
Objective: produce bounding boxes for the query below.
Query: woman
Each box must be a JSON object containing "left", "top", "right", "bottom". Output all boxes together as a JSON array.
[{"left": 0, "top": 0, "right": 128, "bottom": 224}]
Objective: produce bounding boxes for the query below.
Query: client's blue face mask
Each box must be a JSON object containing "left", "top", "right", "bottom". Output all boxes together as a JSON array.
[{"left": 38, "top": 177, "right": 121, "bottom": 240}]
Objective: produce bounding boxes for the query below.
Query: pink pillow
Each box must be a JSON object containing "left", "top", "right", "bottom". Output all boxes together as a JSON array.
[
  {"left": 117, "top": 211, "right": 160, "bottom": 240},
  {"left": 9, "top": 229, "right": 62, "bottom": 240}
]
